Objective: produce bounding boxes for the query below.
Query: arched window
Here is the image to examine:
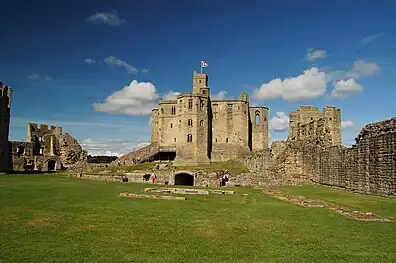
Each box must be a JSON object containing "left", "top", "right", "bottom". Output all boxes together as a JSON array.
[
  {"left": 255, "top": 111, "right": 260, "bottom": 124},
  {"left": 226, "top": 138, "right": 229, "bottom": 143},
  {"left": 170, "top": 123, "right": 173, "bottom": 128},
  {"left": 161, "top": 108, "right": 164, "bottom": 114},
  {"left": 187, "top": 134, "right": 193, "bottom": 142},
  {"left": 171, "top": 106, "right": 176, "bottom": 115},
  {"left": 188, "top": 119, "right": 193, "bottom": 126},
  {"left": 200, "top": 120, "right": 204, "bottom": 126}
]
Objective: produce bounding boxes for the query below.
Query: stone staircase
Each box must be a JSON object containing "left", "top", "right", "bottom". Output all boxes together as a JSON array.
[{"left": 120, "top": 143, "right": 161, "bottom": 165}]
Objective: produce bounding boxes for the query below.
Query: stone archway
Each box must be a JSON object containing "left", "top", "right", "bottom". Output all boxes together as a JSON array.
[
  {"left": 174, "top": 172, "right": 194, "bottom": 186},
  {"left": 48, "top": 160, "right": 56, "bottom": 171}
]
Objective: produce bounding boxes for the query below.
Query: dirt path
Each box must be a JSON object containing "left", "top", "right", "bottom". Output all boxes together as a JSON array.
[{"left": 261, "top": 188, "right": 396, "bottom": 222}]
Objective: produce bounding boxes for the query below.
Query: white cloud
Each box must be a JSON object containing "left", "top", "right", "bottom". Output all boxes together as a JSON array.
[
  {"left": 84, "top": 58, "right": 96, "bottom": 64},
  {"left": 162, "top": 91, "right": 181, "bottom": 100},
  {"left": 331, "top": 79, "right": 363, "bottom": 98},
  {"left": 27, "top": 72, "right": 53, "bottom": 81},
  {"left": 328, "top": 60, "right": 380, "bottom": 82},
  {"left": 86, "top": 12, "right": 125, "bottom": 26},
  {"left": 80, "top": 138, "right": 149, "bottom": 157},
  {"left": 141, "top": 68, "right": 150, "bottom": 74},
  {"left": 211, "top": 90, "right": 228, "bottom": 100},
  {"left": 252, "top": 67, "right": 327, "bottom": 102},
  {"left": 349, "top": 60, "right": 380, "bottom": 78},
  {"left": 341, "top": 120, "right": 356, "bottom": 129},
  {"left": 93, "top": 80, "right": 160, "bottom": 116},
  {"left": 269, "top": 112, "right": 290, "bottom": 132},
  {"left": 306, "top": 48, "right": 327, "bottom": 61},
  {"left": 360, "top": 33, "right": 385, "bottom": 44},
  {"left": 104, "top": 56, "right": 138, "bottom": 74}
]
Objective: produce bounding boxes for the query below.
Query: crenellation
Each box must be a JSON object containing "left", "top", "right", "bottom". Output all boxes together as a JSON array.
[{"left": 122, "top": 71, "right": 269, "bottom": 165}]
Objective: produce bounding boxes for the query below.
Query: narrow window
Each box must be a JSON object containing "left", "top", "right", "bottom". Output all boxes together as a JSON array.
[
  {"left": 187, "top": 134, "right": 192, "bottom": 142},
  {"left": 161, "top": 108, "right": 164, "bottom": 114},
  {"left": 188, "top": 119, "right": 193, "bottom": 126},
  {"left": 39, "top": 148, "right": 43, "bottom": 155},
  {"left": 171, "top": 106, "right": 176, "bottom": 115},
  {"left": 170, "top": 123, "right": 173, "bottom": 128},
  {"left": 188, "top": 99, "right": 193, "bottom": 110},
  {"left": 174, "top": 138, "right": 176, "bottom": 142},
  {"left": 39, "top": 136, "right": 42, "bottom": 142},
  {"left": 255, "top": 113, "right": 260, "bottom": 125},
  {"left": 226, "top": 138, "right": 229, "bottom": 143},
  {"left": 215, "top": 138, "right": 217, "bottom": 143},
  {"left": 200, "top": 120, "right": 204, "bottom": 126}
]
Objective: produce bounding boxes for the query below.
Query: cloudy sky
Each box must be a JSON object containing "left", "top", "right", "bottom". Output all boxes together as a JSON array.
[{"left": 2, "top": 0, "right": 395, "bottom": 156}]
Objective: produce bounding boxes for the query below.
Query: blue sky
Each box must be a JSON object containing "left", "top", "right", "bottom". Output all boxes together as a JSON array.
[{"left": 1, "top": 0, "right": 395, "bottom": 156}]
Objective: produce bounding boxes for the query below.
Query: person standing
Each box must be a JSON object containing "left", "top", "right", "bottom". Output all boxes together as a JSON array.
[{"left": 151, "top": 173, "right": 157, "bottom": 184}]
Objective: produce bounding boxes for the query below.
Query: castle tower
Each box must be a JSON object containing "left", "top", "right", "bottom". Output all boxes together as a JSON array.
[
  {"left": 0, "top": 82, "right": 12, "bottom": 172},
  {"left": 249, "top": 107, "right": 269, "bottom": 150},
  {"left": 174, "top": 73, "right": 211, "bottom": 165},
  {"left": 193, "top": 72, "right": 210, "bottom": 96},
  {"left": 150, "top": 109, "right": 159, "bottom": 144},
  {"left": 323, "top": 105, "right": 342, "bottom": 146}
]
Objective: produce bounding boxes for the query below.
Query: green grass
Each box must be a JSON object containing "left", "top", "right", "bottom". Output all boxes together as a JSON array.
[
  {"left": 279, "top": 184, "right": 396, "bottom": 218},
  {"left": 0, "top": 175, "right": 395, "bottom": 263},
  {"left": 92, "top": 160, "right": 250, "bottom": 175}
]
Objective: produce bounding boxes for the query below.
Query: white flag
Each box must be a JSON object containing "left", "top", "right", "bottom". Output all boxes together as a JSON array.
[{"left": 201, "top": 61, "right": 208, "bottom": 67}]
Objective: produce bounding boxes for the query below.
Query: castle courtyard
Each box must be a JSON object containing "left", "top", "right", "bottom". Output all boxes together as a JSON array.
[{"left": 1, "top": 174, "right": 395, "bottom": 263}]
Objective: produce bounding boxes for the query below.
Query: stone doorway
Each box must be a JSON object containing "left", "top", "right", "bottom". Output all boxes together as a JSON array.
[
  {"left": 174, "top": 173, "right": 194, "bottom": 186},
  {"left": 48, "top": 160, "right": 56, "bottom": 171}
]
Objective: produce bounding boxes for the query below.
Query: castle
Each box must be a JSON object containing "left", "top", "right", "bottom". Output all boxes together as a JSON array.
[{"left": 120, "top": 72, "right": 342, "bottom": 165}]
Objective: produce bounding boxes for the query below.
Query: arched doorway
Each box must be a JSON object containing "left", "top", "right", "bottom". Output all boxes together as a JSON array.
[
  {"left": 174, "top": 173, "right": 194, "bottom": 186},
  {"left": 48, "top": 160, "right": 56, "bottom": 171}
]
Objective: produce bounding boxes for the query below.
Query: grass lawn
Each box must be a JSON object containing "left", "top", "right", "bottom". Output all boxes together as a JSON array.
[
  {"left": 92, "top": 160, "right": 250, "bottom": 175},
  {"left": 0, "top": 175, "right": 395, "bottom": 263},
  {"left": 279, "top": 184, "right": 396, "bottom": 218}
]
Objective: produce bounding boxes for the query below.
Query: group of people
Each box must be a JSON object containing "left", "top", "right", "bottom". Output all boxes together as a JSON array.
[{"left": 216, "top": 173, "right": 229, "bottom": 187}]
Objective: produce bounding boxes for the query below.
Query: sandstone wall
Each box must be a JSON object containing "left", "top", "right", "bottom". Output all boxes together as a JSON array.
[
  {"left": 158, "top": 100, "right": 178, "bottom": 147},
  {"left": 211, "top": 100, "right": 249, "bottom": 149},
  {"left": 249, "top": 107, "right": 269, "bottom": 150},
  {"left": 299, "top": 118, "right": 396, "bottom": 195}
]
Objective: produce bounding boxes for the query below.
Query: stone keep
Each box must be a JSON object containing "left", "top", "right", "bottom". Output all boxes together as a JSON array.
[{"left": 150, "top": 72, "right": 269, "bottom": 165}]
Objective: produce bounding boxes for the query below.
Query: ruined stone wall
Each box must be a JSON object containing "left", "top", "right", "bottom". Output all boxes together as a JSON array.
[
  {"left": 288, "top": 105, "right": 341, "bottom": 146},
  {"left": 158, "top": 100, "right": 178, "bottom": 147},
  {"left": 249, "top": 107, "right": 269, "bottom": 150},
  {"left": 296, "top": 118, "right": 396, "bottom": 195},
  {"left": 0, "top": 82, "right": 12, "bottom": 172},
  {"left": 27, "top": 123, "right": 62, "bottom": 155}
]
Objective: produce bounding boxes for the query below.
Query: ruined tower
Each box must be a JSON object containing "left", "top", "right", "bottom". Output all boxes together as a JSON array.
[
  {"left": 0, "top": 82, "right": 12, "bottom": 172},
  {"left": 173, "top": 72, "right": 211, "bottom": 165},
  {"left": 249, "top": 106, "right": 269, "bottom": 150}
]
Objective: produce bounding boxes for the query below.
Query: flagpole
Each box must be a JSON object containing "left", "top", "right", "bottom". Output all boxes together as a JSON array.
[{"left": 200, "top": 62, "right": 203, "bottom": 74}]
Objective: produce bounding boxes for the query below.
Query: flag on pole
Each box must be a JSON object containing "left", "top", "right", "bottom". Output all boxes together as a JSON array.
[
  {"left": 201, "top": 61, "right": 208, "bottom": 68},
  {"left": 200, "top": 61, "right": 208, "bottom": 73}
]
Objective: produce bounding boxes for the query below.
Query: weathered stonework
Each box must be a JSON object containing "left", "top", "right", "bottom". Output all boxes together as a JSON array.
[
  {"left": 121, "top": 72, "right": 269, "bottom": 165},
  {"left": 9, "top": 123, "right": 87, "bottom": 172}
]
